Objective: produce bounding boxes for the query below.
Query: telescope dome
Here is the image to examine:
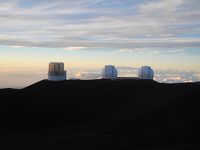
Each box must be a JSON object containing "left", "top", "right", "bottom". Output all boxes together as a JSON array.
[
  {"left": 138, "top": 66, "right": 154, "bottom": 80},
  {"left": 102, "top": 65, "right": 118, "bottom": 79}
]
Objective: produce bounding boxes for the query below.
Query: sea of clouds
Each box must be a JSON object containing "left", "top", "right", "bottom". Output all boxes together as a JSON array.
[{"left": 0, "top": 67, "right": 199, "bottom": 88}]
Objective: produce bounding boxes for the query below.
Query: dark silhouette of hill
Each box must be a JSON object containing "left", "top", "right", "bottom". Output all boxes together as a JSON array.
[{"left": 0, "top": 79, "right": 200, "bottom": 150}]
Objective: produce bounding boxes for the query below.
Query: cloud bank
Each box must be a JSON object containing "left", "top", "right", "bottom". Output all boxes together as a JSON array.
[
  {"left": 0, "top": 0, "right": 200, "bottom": 52},
  {"left": 1, "top": 67, "right": 200, "bottom": 88}
]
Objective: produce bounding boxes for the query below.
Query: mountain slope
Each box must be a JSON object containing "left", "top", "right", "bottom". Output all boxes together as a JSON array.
[{"left": 0, "top": 79, "right": 200, "bottom": 149}]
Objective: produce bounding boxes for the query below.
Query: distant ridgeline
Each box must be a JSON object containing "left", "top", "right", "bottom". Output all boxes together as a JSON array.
[{"left": 48, "top": 62, "right": 154, "bottom": 81}]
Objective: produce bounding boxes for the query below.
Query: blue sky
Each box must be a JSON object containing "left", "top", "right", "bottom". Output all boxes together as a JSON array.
[{"left": 0, "top": 0, "right": 200, "bottom": 71}]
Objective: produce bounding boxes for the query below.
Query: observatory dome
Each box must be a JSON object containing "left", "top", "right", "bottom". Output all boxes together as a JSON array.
[
  {"left": 138, "top": 66, "right": 154, "bottom": 80},
  {"left": 102, "top": 65, "right": 118, "bottom": 79},
  {"left": 48, "top": 62, "right": 66, "bottom": 81}
]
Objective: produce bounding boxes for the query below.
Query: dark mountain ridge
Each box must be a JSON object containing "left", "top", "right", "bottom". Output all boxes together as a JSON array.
[{"left": 0, "top": 79, "right": 200, "bottom": 149}]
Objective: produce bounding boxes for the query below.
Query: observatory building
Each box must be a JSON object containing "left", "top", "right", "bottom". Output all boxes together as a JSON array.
[
  {"left": 138, "top": 66, "right": 154, "bottom": 80},
  {"left": 48, "top": 62, "right": 66, "bottom": 81},
  {"left": 102, "top": 65, "right": 118, "bottom": 79}
]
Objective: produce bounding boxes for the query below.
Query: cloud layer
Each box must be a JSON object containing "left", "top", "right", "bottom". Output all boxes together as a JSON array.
[
  {"left": 1, "top": 66, "right": 200, "bottom": 88},
  {"left": 0, "top": 0, "right": 200, "bottom": 51}
]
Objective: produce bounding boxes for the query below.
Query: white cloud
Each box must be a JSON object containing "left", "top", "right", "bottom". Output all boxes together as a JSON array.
[
  {"left": 118, "top": 48, "right": 187, "bottom": 55},
  {"left": 64, "top": 47, "right": 85, "bottom": 51},
  {"left": 11, "top": 45, "right": 25, "bottom": 48},
  {"left": 148, "top": 51, "right": 160, "bottom": 54},
  {"left": 138, "top": 0, "right": 184, "bottom": 14}
]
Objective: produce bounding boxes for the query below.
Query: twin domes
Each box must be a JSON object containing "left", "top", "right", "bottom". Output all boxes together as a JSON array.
[{"left": 102, "top": 65, "right": 154, "bottom": 80}]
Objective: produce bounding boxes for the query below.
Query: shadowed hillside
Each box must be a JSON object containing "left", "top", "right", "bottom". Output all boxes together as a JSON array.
[{"left": 0, "top": 79, "right": 200, "bottom": 149}]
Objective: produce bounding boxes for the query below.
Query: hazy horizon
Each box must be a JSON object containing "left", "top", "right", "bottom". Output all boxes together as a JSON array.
[
  {"left": 0, "top": 0, "right": 200, "bottom": 87},
  {"left": 0, "top": 66, "right": 200, "bottom": 88}
]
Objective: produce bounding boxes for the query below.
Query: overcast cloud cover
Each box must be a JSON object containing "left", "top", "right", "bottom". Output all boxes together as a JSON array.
[{"left": 0, "top": 0, "right": 200, "bottom": 52}]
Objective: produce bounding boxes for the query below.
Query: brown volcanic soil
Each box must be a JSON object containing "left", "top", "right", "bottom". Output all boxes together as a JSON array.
[{"left": 0, "top": 79, "right": 200, "bottom": 149}]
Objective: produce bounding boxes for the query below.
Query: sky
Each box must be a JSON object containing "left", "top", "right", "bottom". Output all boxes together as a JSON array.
[{"left": 0, "top": 0, "right": 200, "bottom": 87}]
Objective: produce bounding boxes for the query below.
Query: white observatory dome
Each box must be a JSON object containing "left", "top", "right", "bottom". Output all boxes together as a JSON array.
[
  {"left": 102, "top": 65, "right": 118, "bottom": 79},
  {"left": 48, "top": 62, "right": 66, "bottom": 81},
  {"left": 138, "top": 66, "right": 154, "bottom": 80}
]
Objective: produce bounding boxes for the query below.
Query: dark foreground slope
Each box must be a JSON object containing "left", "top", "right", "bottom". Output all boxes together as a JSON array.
[{"left": 0, "top": 79, "right": 200, "bottom": 149}]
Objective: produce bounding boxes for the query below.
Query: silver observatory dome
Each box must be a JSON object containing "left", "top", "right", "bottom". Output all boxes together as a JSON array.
[
  {"left": 138, "top": 66, "right": 154, "bottom": 80},
  {"left": 102, "top": 65, "right": 118, "bottom": 79},
  {"left": 48, "top": 62, "right": 66, "bottom": 81}
]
